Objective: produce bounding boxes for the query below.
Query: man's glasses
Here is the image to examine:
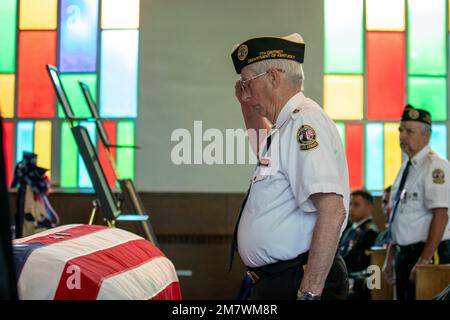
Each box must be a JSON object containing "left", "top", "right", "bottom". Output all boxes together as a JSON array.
[{"left": 239, "top": 71, "right": 268, "bottom": 92}]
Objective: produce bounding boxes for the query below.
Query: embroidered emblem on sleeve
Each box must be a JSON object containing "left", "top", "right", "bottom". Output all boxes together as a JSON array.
[
  {"left": 297, "top": 125, "right": 319, "bottom": 151},
  {"left": 432, "top": 168, "right": 445, "bottom": 184}
]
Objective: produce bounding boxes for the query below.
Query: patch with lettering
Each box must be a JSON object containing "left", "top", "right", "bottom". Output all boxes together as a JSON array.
[
  {"left": 297, "top": 125, "right": 318, "bottom": 151},
  {"left": 432, "top": 168, "right": 445, "bottom": 184}
]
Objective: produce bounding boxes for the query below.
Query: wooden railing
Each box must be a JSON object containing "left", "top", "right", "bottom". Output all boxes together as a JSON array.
[
  {"left": 416, "top": 264, "right": 450, "bottom": 300},
  {"left": 368, "top": 247, "right": 395, "bottom": 300}
]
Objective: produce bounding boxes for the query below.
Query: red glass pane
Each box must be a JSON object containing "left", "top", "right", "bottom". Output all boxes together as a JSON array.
[
  {"left": 99, "top": 121, "right": 117, "bottom": 188},
  {"left": 367, "top": 32, "right": 405, "bottom": 120},
  {"left": 17, "top": 31, "right": 56, "bottom": 118},
  {"left": 346, "top": 123, "right": 363, "bottom": 190},
  {"left": 2, "top": 121, "right": 13, "bottom": 186}
]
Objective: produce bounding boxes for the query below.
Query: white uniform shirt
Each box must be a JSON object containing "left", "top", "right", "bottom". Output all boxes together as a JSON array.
[
  {"left": 237, "top": 92, "right": 350, "bottom": 267},
  {"left": 390, "top": 145, "right": 450, "bottom": 246}
]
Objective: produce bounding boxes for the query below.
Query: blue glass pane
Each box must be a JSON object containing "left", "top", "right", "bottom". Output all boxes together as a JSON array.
[
  {"left": 16, "top": 121, "right": 34, "bottom": 162},
  {"left": 430, "top": 124, "right": 447, "bottom": 159},
  {"left": 59, "top": 0, "right": 99, "bottom": 72},
  {"left": 100, "top": 30, "right": 138, "bottom": 118},
  {"left": 365, "top": 123, "right": 384, "bottom": 190},
  {"left": 78, "top": 122, "right": 96, "bottom": 188}
]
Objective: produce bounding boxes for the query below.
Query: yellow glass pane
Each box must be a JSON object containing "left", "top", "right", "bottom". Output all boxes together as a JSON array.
[
  {"left": 19, "top": 0, "right": 57, "bottom": 30},
  {"left": 0, "top": 74, "right": 15, "bottom": 118},
  {"left": 101, "top": 0, "right": 140, "bottom": 29},
  {"left": 366, "top": 0, "right": 405, "bottom": 31},
  {"left": 324, "top": 75, "right": 363, "bottom": 120},
  {"left": 384, "top": 123, "right": 402, "bottom": 188},
  {"left": 34, "top": 121, "right": 52, "bottom": 179}
]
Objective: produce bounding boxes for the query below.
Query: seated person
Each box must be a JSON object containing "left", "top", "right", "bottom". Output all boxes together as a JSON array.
[
  {"left": 340, "top": 190, "right": 379, "bottom": 299},
  {"left": 374, "top": 186, "right": 391, "bottom": 248}
]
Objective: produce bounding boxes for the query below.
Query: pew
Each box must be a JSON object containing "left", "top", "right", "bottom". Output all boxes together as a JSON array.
[
  {"left": 416, "top": 264, "right": 450, "bottom": 300},
  {"left": 368, "top": 247, "right": 395, "bottom": 300}
]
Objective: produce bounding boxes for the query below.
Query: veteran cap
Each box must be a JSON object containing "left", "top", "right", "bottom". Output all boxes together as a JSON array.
[
  {"left": 231, "top": 33, "right": 305, "bottom": 74},
  {"left": 401, "top": 104, "right": 432, "bottom": 125}
]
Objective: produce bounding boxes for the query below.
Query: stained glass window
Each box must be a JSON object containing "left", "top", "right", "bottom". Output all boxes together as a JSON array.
[
  {"left": 19, "top": 0, "right": 58, "bottom": 30},
  {"left": 34, "top": 121, "right": 52, "bottom": 178},
  {"left": 17, "top": 31, "right": 57, "bottom": 118},
  {"left": 324, "top": 0, "right": 449, "bottom": 191},
  {"left": 100, "top": 30, "right": 139, "bottom": 118},
  {"left": 408, "top": 0, "right": 446, "bottom": 76},
  {"left": 101, "top": 0, "right": 140, "bottom": 29},
  {"left": 0, "top": 75, "right": 15, "bottom": 118},
  {"left": 324, "top": 75, "right": 364, "bottom": 120},
  {"left": 98, "top": 121, "right": 117, "bottom": 187},
  {"left": 59, "top": 0, "right": 99, "bottom": 72},
  {"left": 365, "top": 123, "right": 384, "bottom": 190},
  {"left": 1, "top": 0, "right": 139, "bottom": 190},
  {"left": 366, "top": 32, "right": 405, "bottom": 120},
  {"left": 2, "top": 121, "right": 14, "bottom": 186},
  {"left": 59, "top": 74, "right": 97, "bottom": 118},
  {"left": 366, "top": 0, "right": 405, "bottom": 31},
  {"left": 346, "top": 123, "right": 363, "bottom": 189},
  {"left": 0, "top": 0, "right": 17, "bottom": 72},
  {"left": 324, "top": 0, "right": 363, "bottom": 74}
]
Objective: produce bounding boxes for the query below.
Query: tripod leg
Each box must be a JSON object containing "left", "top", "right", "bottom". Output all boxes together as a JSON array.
[{"left": 88, "top": 207, "right": 97, "bottom": 225}]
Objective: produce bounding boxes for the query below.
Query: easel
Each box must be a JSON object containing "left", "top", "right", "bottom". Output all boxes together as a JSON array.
[
  {"left": 78, "top": 81, "right": 158, "bottom": 246},
  {"left": 46, "top": 64, "right": 159, "bottom": 247}
]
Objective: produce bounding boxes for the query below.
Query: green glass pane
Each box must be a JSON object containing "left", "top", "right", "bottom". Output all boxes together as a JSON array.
[
  {"left": 116, "top": 121, "right": 135, "bottom": 180},
  {"left": 58, "top": 74, "right": 97, "bottom": 118},
  {"left": 324, "top": 0, "right": 363, "bottom": 74},
  {"left": 335, "top": 122, "right": 346, "bottom": 149},
  {"left": 0, "top": 0, "right": 17, "bottom": 72},
  {"left": 408, "top": 0, "right": 446, "bottom": 76},
  {"left": 408, "top": 77, "right": 447, "bottom": 121},
  {"left": 60, "top": 122, "right": 78, "bottom": 188}
]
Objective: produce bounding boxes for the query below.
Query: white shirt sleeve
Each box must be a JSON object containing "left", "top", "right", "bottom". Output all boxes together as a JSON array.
[
  {"left": 424, "top": 160, "right": 450, "bottom": 210},
  {"left": 284, "top": 109, "right": 346, "bottom": 212}
]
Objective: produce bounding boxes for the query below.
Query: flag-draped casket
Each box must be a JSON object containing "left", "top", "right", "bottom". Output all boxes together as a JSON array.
[{"left": 13, "top": 224, "right": 181, "bottom": 300}]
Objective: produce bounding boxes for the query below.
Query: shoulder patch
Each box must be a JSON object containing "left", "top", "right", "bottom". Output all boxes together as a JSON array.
[
  {"left": 297, "top": 125, "right": 318, "bottom": 151},
  {"left": 432, "top": 168, "right": 445, "bottom": 184}
]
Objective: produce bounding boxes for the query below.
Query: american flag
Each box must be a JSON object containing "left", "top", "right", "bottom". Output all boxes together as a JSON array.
[{"left": 13, "top": 224, "right": 181, "bottom": 300}]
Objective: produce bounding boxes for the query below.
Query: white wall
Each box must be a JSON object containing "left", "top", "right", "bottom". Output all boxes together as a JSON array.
[{"left": 135, "top": 0, "right": 323, "bottom": 192}]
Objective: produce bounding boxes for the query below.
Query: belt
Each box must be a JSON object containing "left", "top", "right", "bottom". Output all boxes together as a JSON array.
[
  {"left": 246, "top": 252, "right": 309, "bottom": 284},
  {"left": 398, "top": 242, "right": 425, "bottom": 254}
]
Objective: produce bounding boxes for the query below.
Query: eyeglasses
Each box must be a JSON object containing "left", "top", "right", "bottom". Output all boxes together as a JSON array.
[{"left": 239, "top": 71, "right": 268, "bottom": 92}]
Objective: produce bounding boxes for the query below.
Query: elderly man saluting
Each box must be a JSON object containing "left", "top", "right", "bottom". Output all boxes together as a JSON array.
[
  {"left": 229, "top": 33, "right": 350, "bottom": 300},
  {"left": 382, "top": 105, "right": 450, "bottom": 301}
]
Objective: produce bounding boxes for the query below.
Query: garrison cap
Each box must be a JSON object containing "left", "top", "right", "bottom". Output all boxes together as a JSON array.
[
  {"left": 401, "top": 104, "right": 432, "bottom": 126},
  {"left": 231, "top": 33, "right": 305, "bottom": 74}
]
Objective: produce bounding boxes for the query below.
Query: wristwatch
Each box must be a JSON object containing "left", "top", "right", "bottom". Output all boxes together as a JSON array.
[{"left": 301, "top": 291, "right": 321, "bottom": 300}]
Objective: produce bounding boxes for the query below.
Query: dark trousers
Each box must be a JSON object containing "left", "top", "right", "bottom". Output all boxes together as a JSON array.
[
  {"left": 395, "top": 239, "right": 450, "bottom": 301},
  {"left": 248, "top": 253, "right": 349, "bottom": 300}
]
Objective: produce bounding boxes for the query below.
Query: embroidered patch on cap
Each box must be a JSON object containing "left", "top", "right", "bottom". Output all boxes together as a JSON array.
[
  {"left": 432, "top": 168, "right": 445, "bottom": 184},
  {"left": 237, "top": 44, "right": 248, "bottom": 61},
  {"left": 297, "top": 125, "right": 318, "bottom": 151},
  {"left": 408, "top": 109, "right": 420, "bottom": 120}
]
